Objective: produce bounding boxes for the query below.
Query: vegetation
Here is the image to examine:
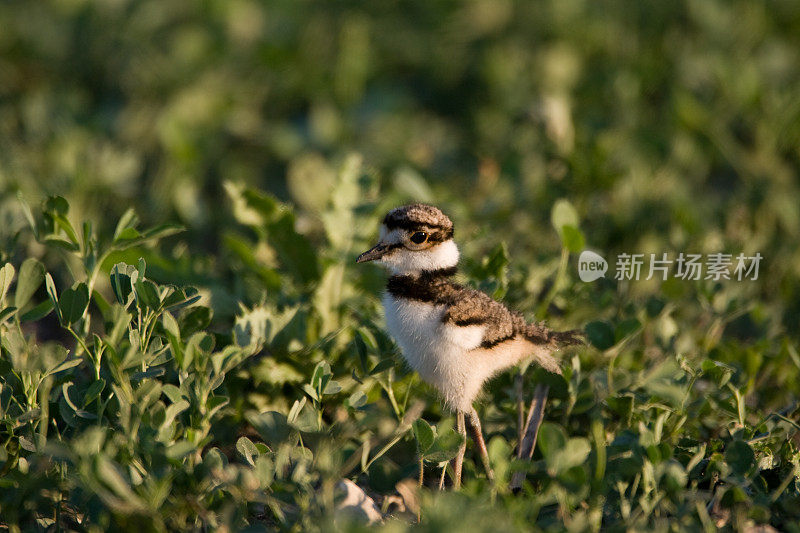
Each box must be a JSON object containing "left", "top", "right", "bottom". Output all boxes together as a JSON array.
[{"left": 1, "top": 0, "right": 799, "bottom": 531}]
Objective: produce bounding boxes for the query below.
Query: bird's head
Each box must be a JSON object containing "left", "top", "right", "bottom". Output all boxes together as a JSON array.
[{"left": 356, "top": 204, "right": 458, "bottom": 275}]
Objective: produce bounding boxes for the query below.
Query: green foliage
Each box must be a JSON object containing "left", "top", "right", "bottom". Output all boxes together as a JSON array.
[{"left": 1, "top": 1, "right": 800, "bottom": 531}]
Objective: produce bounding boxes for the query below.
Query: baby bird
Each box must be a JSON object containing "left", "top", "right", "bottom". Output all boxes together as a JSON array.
[{"left": 357, "top": 204, "right": 581, "bottom": 487}]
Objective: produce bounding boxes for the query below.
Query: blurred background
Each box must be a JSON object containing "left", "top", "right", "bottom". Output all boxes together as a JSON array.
[
  {"left": 2, "top": 0, "right": 799, "bottom": 258},
  {"left": 1, "top": 0, "right": 799, "bottom": 381},
  {"left": 2, "top": 1, "right": 800, "bottom": 528}
]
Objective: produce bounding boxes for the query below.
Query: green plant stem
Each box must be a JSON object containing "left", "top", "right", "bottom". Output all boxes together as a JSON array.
[
  {"left": 381, "top": 375, "right": 402, "bottom": 421},
  {"left": 607, "top": 353, "right": 617, "bottom": 396},
  {"left": 363, "top": 432, "right": 405, "bottom": 472}
]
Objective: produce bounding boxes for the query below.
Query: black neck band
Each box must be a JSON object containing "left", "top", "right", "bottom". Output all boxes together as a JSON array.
[{"left": 386, "top": 266, "right": 458, "bottom": 303}]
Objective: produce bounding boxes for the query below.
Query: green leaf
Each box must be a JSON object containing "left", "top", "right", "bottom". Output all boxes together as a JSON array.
[
  {"left": 311, "top": 361, "right": 330, "bottom": 391},
  {"left": 236, "top": 436, "right": 259, "bottom": 466},
  {"left": 61, "top": 382, "right": 96, "bottom": 419},
  {"left": 162, "top": 311, "right": 183, "bottom": 368},
  {"left": 206, "top": 396, "right": 229, "bottom": 419},
  {"left": 53, "top": 214, "right": 80, "bottom": 246},
  {"left": 82, "top": 379, "right": 106, "bottom": 408},
  {"left": 720, "top": 485, "right": 749, "bottom": 507},
  {"left": 42, "top": 235, "right": 79, "bottom": 251},
  {"left": 179, "top": 306, "right": 212, "bottom": 337},
  {"left": 354, "top": 333, "right": 369, "bottom": 373},
  {"left": 19, "top": 300, "right": 54, "bottom": 322},
  {"left": 288, "top": 398, "right": 307, "bottom": 423},
  {"left": 45, "top": 195, "right": 69, "bottom": 216},
  {"left": 141, "top": 224, "right": 184, "bottom": 241},
  {"left": 724, "top": 440, "right": 756, "bottom": 475},
  {"left": 15, "top": 258, "right": 45, "bottom": 309},
  {"left": 551, "top": 199, "right": 579, "bottom": 235},
  {"left": 585, "top": 321, "right": 615, "bottom": 350},
  {"left": 425, "top": 427, "right": 463, "bottom": 463},
  {"left": 161, "top": 385, "right": 186, "bottom": 404},
  {"left": 114, "top": 227, "right": 140, "bottom": 242},
  {"left": 162, "top": 400, "right": 190, "bottom": 428},
  {"left": 254, "top": 455, "right": 274, "bottom": 488},
  {"left": 59, "top": 282, "right": 89, "bottom": 325},
  {"left": 112, "top": 223, "right": 183, "bottom": 250},
  {"left": 94, "top": 456, "right": 143, "bottom": 508},
  {"left": 135, "top": 279, "right": 161, "bottom": 311},
  {"left": 17, "top": 408, "right": 41, "bottom": 423},
  {"left": 370, "top": 358, "right": 395, "bottom": 376},
  {"left": 110, "top": 263, "right": 136, "bottom": 305},
  {"left": 17, "top": 192, "right": 37, "bottom": 236},
  {"left": 545, "top": 437, "right": 591, "bottom": 476},
  {"left": 166, "top": 440, "right": 196, "bottom": 460},
  {"left": 0, "top": 263, "right": 14, "bottom": 304},
  {"left": 347, "top": 391, "right": 367, "bottom": 409},
  {"left": 413, "top": 419, "right": 435, "bottom": 453},
  {"left": 44, "top": 273, "right": 59, "bottom": 320},
  {"left": 247, "top": 411, "right": 292, "bottom": 446},
  {"left": 162, "top": 287, "right": 201, "bottom": 310},
  {"left": 560, "top": 225, "right": 585, "bottom": 253},
  {"left": 322, "top": 380, "right": 342, "bottom": 395},
  {"left": 131, "top": 367, "right": 166, "bottom": 381},
  {"left": 701, "top": 359, "right": 734, "bottom": 388},
  {"left": 113, "top": 208, "right": 139, "bottom": 241},
  {"left": 235, "top": 187, "right": 319, "bottom": 284},
  {"left": 0, "top": 306, "right": 17, "bottom": 323},
  {"left": 48, "top": 357, "right": 82, "bottom": 376},
  {"left": 538, "top": 422, "right": 568, "bottom": 458},
  {"left": 302, "top": 384, "right": 319, "bottom": 402}
]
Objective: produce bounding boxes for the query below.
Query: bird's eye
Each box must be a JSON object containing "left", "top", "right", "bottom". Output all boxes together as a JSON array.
[{"left": 410, "top": 231, "right": 428, "bottom": 244}]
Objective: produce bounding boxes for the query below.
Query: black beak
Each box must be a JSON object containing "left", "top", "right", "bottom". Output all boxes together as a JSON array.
[{"left": 356, "top": 242, "right": 391, "bottom": 263}]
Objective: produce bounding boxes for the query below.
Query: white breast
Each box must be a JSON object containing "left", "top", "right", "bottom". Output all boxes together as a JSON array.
[{"left": 382, "top": 293, "right": 499, "bottom": 411}]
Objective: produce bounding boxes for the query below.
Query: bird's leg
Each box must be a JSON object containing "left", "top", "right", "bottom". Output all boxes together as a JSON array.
[
  {"left": 453, "top": 411, "right": 466, "bottom": 489},
  {"left": 515, "top": 370, "right": 524, "bottom": 454},
  {"left": 510, "top": 384, "right": 549, "bottom": 491},
  {"left": 467, "top": 407, "right": 495, "bottom": 481}
]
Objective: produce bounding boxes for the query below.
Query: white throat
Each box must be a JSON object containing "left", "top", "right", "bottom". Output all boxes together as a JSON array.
[{"left": 379, "top": 239, "right": 460, "bottom": 276}]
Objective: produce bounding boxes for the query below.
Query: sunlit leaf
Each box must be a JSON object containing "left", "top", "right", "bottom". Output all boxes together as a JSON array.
[
  {"left": 0, "top": 263, "right": 14, "bottom": 304},
  {"left": 15, "top": 258, "right": 45, "bottom": 310},
  {"left": 237, "top": 436, "right": 259, "bottom": 466},
  {"left": 551, "top": 199, "right": 579, "bottom": 235},
  {"left": 347, "top": 391, "right": 367, "bottom": 409}
]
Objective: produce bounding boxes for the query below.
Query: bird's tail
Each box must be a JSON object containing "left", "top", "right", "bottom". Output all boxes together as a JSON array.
[
  {"left": 525, "top": 321, "right": 585, "bottom": 348},
  {"left": 547, "top": 328, "right": 584, "bottom": 347},
  {"left": 522, "top": 323, "right": 584, "bottom": 375}
]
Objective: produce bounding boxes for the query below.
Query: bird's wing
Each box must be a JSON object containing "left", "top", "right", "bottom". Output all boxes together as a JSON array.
[
  {"left": 440, "top": 285, "right": 523, "bottom": 347},
  {"left": 441, "top": 283, "right": 584, "bottom": 349}
]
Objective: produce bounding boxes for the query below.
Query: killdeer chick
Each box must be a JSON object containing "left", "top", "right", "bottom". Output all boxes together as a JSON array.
[{"left": 357, "top": 204, "right": 582, "bottom": 488}]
